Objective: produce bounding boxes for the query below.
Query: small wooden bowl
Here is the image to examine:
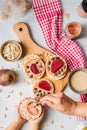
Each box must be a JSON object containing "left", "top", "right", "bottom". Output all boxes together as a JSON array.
[
  {"left": 0, "top": 40, "right": 22, "bottom": 62},
  {"left": 65, "top": 21, "right": 82, "bottom": 39},
  {"left": 68, "top": 68, "right": 87, "bottom": 94}
]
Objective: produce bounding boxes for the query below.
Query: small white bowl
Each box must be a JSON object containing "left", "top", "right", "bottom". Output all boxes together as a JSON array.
[{"left": 76, "top": 123, "right": 87, "bottom": 130}]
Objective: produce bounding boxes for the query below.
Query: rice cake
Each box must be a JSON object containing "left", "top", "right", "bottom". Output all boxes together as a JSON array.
[
  {"left": 19, "top": 98, "right": 43, "bottom": 120},
  {"left": 33, "top": 78, "right": 54, "bottom": 99},
  {"left": 22, "top": 54, "right": 45, "bottom": 80},
  {"left": 46, "top": 56, "right": 67, "bottom": 80}
]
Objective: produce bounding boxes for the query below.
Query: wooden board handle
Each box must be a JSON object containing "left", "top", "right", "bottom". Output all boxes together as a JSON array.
[
  {"left": 13, "top": 22, "right": 35, "bottom": 56},
  {"left": 13, "top": 22, "right": 31, "bottom": 42}
]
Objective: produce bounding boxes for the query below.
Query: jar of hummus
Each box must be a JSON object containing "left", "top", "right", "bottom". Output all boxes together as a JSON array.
[{"left": 68, "top": 68, "right": 87, "bottom": 94}]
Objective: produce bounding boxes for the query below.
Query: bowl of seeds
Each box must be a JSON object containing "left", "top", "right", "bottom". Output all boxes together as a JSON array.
[{"left": 0, "top": 40, "right": 22, "bottom": 62}]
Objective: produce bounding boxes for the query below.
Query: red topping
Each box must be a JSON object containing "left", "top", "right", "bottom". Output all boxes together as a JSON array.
[
  {"left": 30, "top": 63, "right": 39, "bottom": 74},
  {"left": 51, "top": 59, "right": 64, "bottom": 73},
  {"left": 39, "top": 81, "right": 51, "bottom": 91}
]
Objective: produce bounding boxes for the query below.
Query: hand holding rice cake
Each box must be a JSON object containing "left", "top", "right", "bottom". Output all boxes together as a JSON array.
[{"left": 19, "top": 98, "right": 43, "bottom": 120}]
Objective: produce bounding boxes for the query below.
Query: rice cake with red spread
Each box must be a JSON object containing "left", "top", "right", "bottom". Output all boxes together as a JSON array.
[
  {"left": 33, "top": 78, "right": 54, "bottom": 99},
  {"left": 46, "top": 56, "right": 67, "bottom": 80},
  {"left": 22, "top": 54, "right": 45, "bottom": 79},
  {"left": 19, "top": 98, "right": 42, "bottom": 120}
]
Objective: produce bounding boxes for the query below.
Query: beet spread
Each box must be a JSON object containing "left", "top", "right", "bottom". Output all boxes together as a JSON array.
[
  {"left": 30, "top": 63, "right": 39, "bottom": 74},
  {"left": 38, "top": 81, "right": 51, "bottom": 91},
  {"left": 27, "top": 103, "right": 38, "bottom": 115},
  {"left": 51, "top": 59, "right": 64, "bottom": 73}
]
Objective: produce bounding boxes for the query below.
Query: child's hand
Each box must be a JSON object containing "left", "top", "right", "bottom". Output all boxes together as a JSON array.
[
  {"left": 28, "top": 109, "right": 44, "bottom": 130},
  {"left": 40, "top": 92, "right": 77, "bottom": 115},
  {"left": 14, "top": 105, "right": 26, "bottom": 124},
  {"left": 5, "top": 106, "right": 26, "bottom": 130}
]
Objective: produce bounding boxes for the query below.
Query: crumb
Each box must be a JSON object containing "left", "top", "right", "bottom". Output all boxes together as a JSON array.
[
  {"left": 22, "top": 79, "right": 25, "bottom": 83},
  {"left": 0, "top": 65, "right": 4, "bottom": 69},
  {"left": 46, "top": 124, "right": 49, "bottom": 127},
  {"left": 64, "top": 12, "right": 70, "bottom": 18},
  {"left": 17, "top": 64, "right": 20, "bottom": 68},
  {"left": 11, "top": 68, "right": 14, "bottom": 71},
  {"left": 59, "top": 85, "right": 63, "bottom": 88},
  {"left": 5, "top": 95, "right": 10, "bottom": 98},
  {"left": 5, "top": 106, "right": 8, "bottom": 111},
  {"left": 20, "top": 92, "right": 22, "bottom": 96},
  {"left": 3, "top": 114, "right": 7, "bottom": 118},
  {"left": 45, "top": 53, "right": 48, "bottom": 57},
  {"left": 69, "top": 116, "right": 72, "bottom": 119},
  {"left": 0, "top": 88, "right": 2, "bottom": 93},
  {"left": 48, "top": 54, "right": 51, "bottom": 58},
  {"left": 0, "top": 126, "right": 3, "bottom": 129},
  {"left": 40, "top": 51, "right": 44, "bottom": 55},
  {"left": 51, "top": 120, "right": 54, "bottom": 124},
  {"left": 9, "top": 90, "right": 14, "bottom": 94},
  {"left": 26, "top": 81, "right": 31, "bottom": 85},
  {"left": 60, "top": 125, "right": 64, "bottom": 128}
]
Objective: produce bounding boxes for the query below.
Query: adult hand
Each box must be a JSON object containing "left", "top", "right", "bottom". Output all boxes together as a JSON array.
[
  {"left": 28, "top": 109, "right": 44, "bottom": 130},
  {"left": 14, "top": 105, "right": 26, "bottom": 123},
  {"left": 40, "top": 92, "right": 77, "bottom": 115}
]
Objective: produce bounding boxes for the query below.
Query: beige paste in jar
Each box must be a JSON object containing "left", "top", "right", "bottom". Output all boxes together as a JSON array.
[{"left": 70, "top": 70, "right": 87, "bottom": 91}]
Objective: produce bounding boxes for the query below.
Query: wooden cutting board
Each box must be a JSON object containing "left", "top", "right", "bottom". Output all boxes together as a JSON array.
[{"left": 13, "top": 22, "right": 69, "bottom": 93}]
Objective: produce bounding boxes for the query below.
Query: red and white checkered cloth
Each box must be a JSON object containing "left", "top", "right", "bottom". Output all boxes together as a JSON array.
[{"left": 32, "top": 0, "right": 87, "bottom": 120}]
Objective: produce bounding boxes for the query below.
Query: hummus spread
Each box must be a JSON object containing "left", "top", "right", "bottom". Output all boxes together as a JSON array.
[{"left": 70, "top": 70, "right": 87, "bottom": 91}]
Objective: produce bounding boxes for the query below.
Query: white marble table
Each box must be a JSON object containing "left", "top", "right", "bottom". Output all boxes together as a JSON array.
[{"left": 0, "top": 0, "right": 87, "bottom": 130}]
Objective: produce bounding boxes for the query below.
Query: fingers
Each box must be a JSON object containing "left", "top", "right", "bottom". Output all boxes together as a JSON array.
[
  {"left": 41, "top": 95, "right": 57, "bottom": 104},
  {"left": 40, "top": 92, "right": 65, "bottom": 105},
  {"left": 41, "top": 100, "right": 58, "bottom": 110},
  {"left": 39, "top": 108, "right": 44, "bottom": 119},
  {"left": 51, "top": 92, "right": 66, "bottom": 98},
  {"left": 41, "top": 92, "right": 64, "bottom": 101}
]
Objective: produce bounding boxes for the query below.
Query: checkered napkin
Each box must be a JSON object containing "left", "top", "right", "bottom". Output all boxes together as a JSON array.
[{"left": 32, "top": 0, "right": 87, "bottom": 119}]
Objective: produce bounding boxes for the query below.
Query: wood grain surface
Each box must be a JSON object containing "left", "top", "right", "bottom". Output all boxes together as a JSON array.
[{"left": 13, "top": 22, "right": 69, "bottom": 93}]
